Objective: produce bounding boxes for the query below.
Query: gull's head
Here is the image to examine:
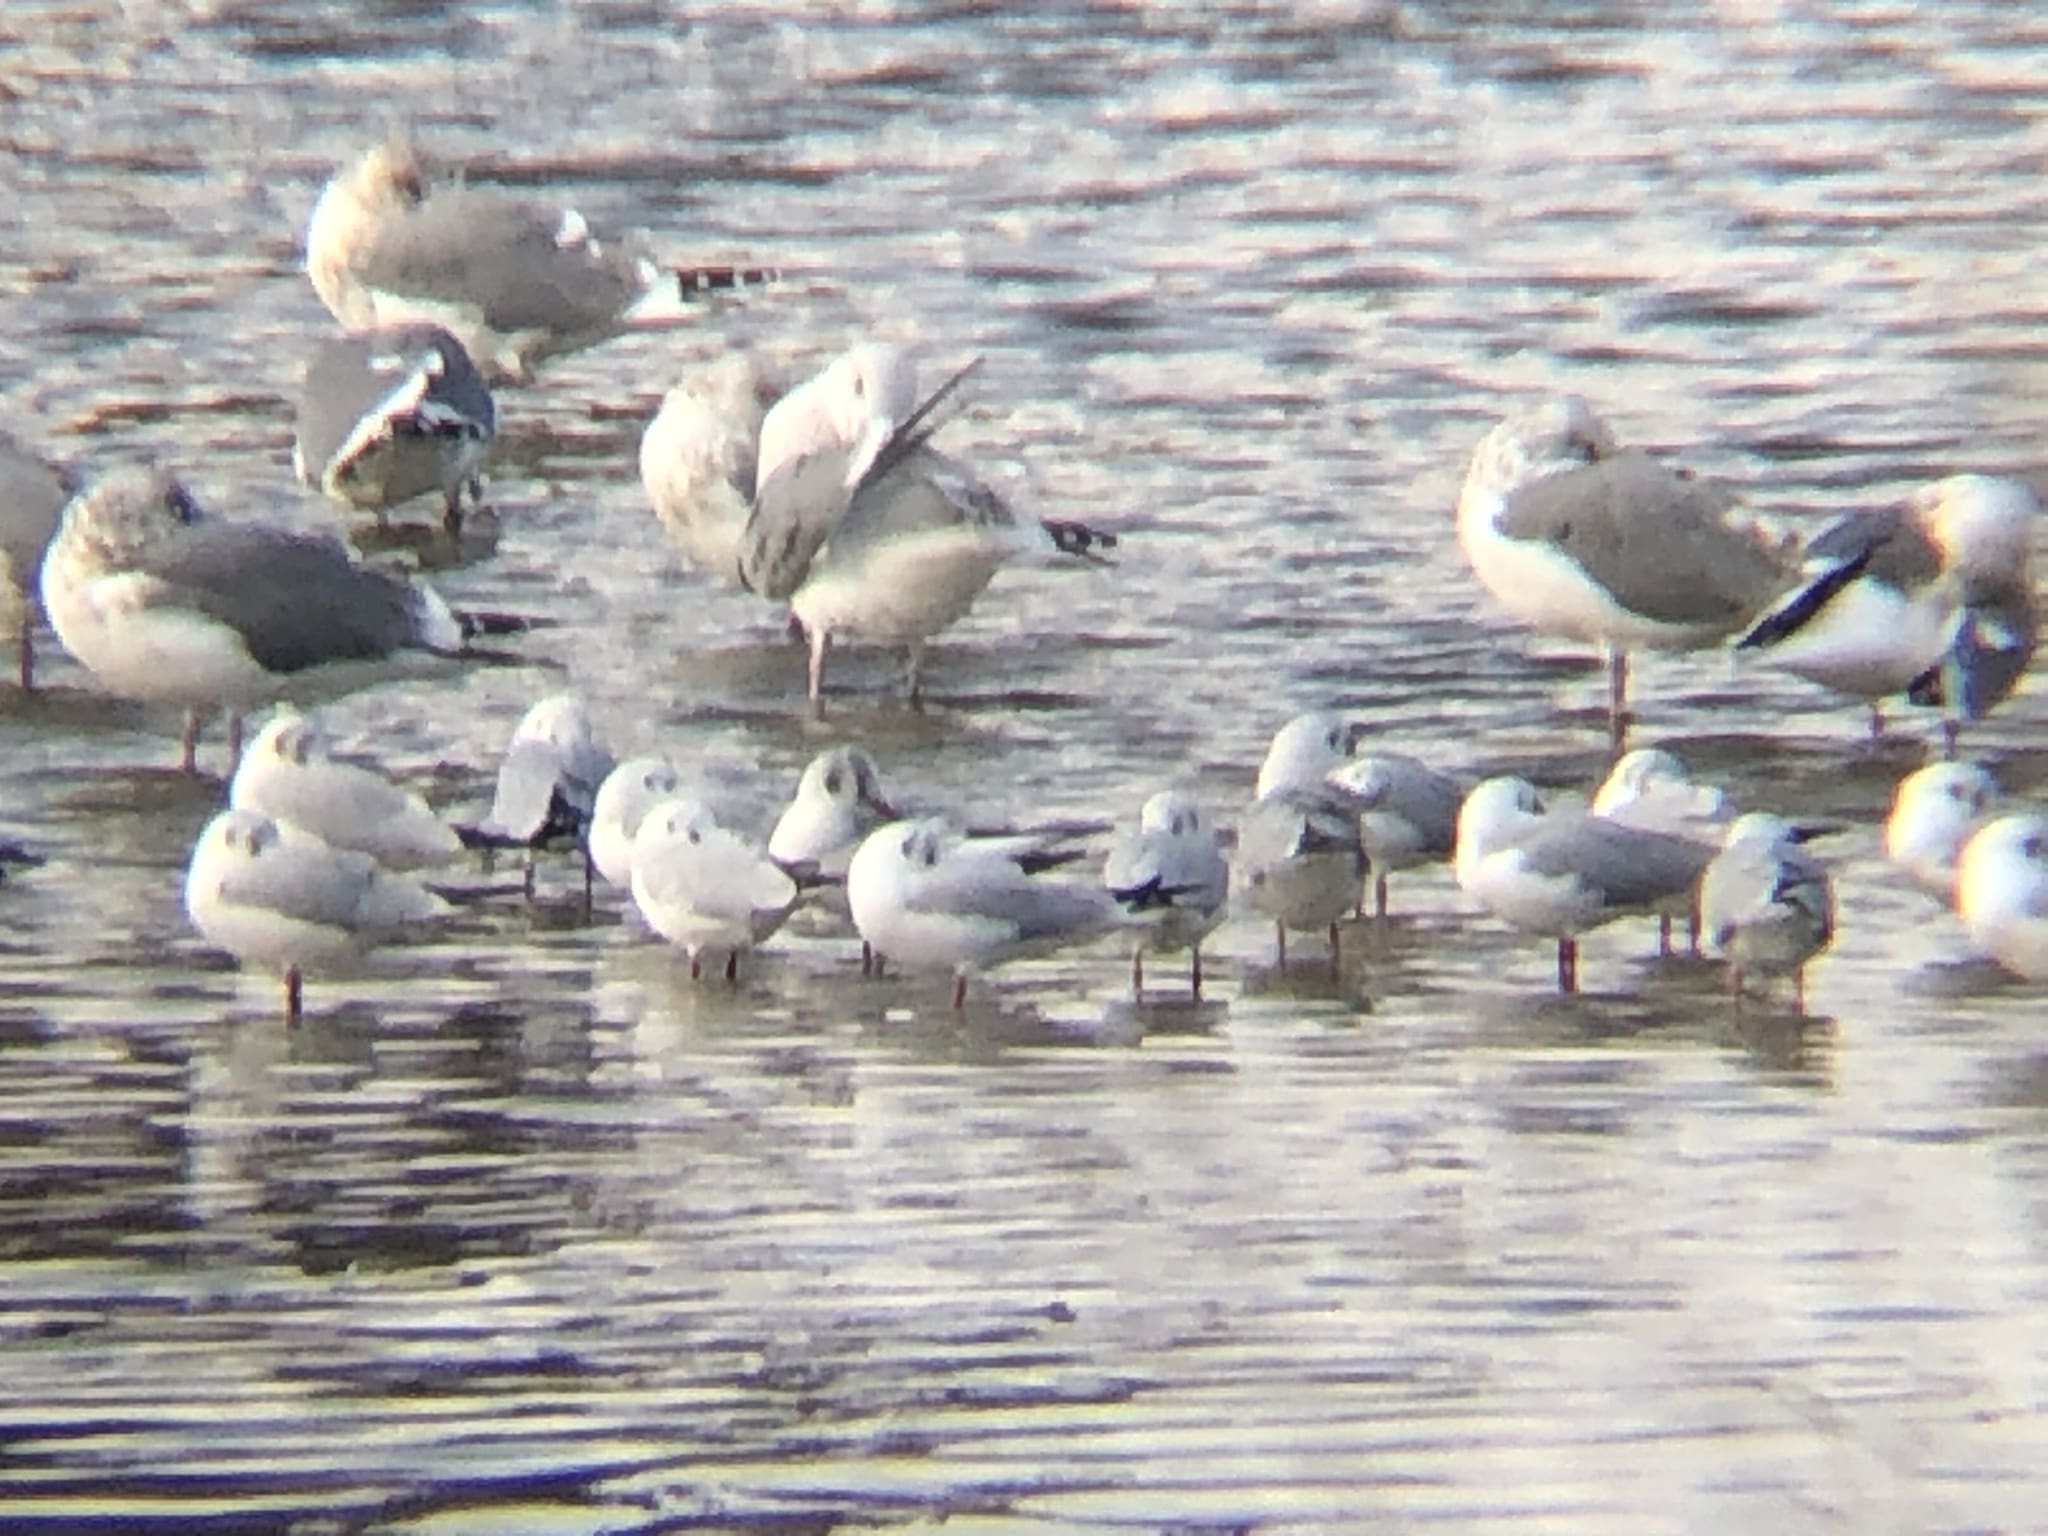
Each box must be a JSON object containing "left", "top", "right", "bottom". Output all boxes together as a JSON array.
[
  {"left": 251, "top": 709, "right": 326, "bottom": 768},
  {"left": 633, "top": 794, "right": 720, "bottom": 853},
  {"left": 215, "top": 807, "right": 284, "bottom": 860},
  {"left": 55, "top": 465, "right": 202, "bottom": 569},
  {"left": 1721, "top": 811, "right": 1802, "bottom": 852},
  {"left": 1918, "top": 473, "right": 2040, "bottom": 582},
  {"left": 510, "top": 694, "right": 597, "bottom": 757},
  {"left": 595, "top": 756, "right": 681, "bottom": 832},
  {"left": 1255, "top": 711, "right": 1360, "bottom": 799},
  {"left": 1455, "top": 775, "right": 1546, "bottom": 873},
  {"left": 798, "top": 745, "right": 897, "bottom": 819},
  {"left": 1885, "top": 761, "right": 2000, "bottom": 893},
  {"left": 829, "top": 342, "right": 920, "bottom": 487},
  {"left": 1591, "top": 747, "right": 1725, "bottom": 821},
  {"left": 1463, "top": 394, "right": 1619, "bottom": 502},
  {"left": 1957, "top": 812, "right": 2048, "bottom": 917},
  {"left": 1139, "top": 789, "right": 1209, "bottom": 840},
  {"left": 893, "top": 816, "right": 951, "bottom": 872},
  {"left": 347, "top": 133, "right": 431, "bottom": 212}
]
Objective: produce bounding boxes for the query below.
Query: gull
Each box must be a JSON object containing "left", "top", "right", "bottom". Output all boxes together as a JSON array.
[
  {"left": 39, "top": 465, "right": 530, "bottom": 773},
  {"left": 846, "top": 815, "right": 1114, "bottom": 1008},
  {"left": 640, "top": 351, "right": 787, "bottom": 586},
  {"left": 1885, "top": 760, "right": 2001, "bottom": 901},
  {"left": 1102, "top": 789, "right": 1230, "bottom": 995},
  {"left": 458, "top": 694, "right": 616, "bottom": 902},
  {"left": 293, "top": 322, "right": 496, "bottom": 533},
  {"left": 1238, "top": 712, "right": 1369, "bottom": 966},
  {"left": 1324, "top": 752, "right": 1462, "bottom": 918},
  {"left": 229, "top": 708, "right": 459, "bottom": 870},
  {"left": 735, "top": 341, "right": 1117, "bottom": 714},
  {"left": 184, "top": 807, "right": 451, "bottom": 1022},
  {"left": 630, "top": 795, "right": 801, "bottom": 981},
  {"left": 1697, "top": 813, "right": 1835, "bottom": 1010},
  {"left": 1734, "top": 475, "right": 2037, "bottom": 739},
  {"left": 1455, "top": 775, "right": 1712, "bottom": 992},
  {"left": 1956, "top": 814, "right": 2048, "bottom": 981},
  {"left": 1457, "top": 395, "right": 1786, "bottom": 747},
  {"left": 305, "top": 133, "right": 776, "bottom": 383},
  {"left": 589, "top": 755, "right": 684, "bottom": 889},
  {"left": 1901, "top": 476, "right": 2041, "bottom": 754},
  {"left": 767, "top": 745, "right": 902, "bottom": 879},
  {"left": 0, "top": 429, "right": 73, "bottom": 691},
  {"left": 1590, "top": 747, "right": 1733, "bottom": 837}
]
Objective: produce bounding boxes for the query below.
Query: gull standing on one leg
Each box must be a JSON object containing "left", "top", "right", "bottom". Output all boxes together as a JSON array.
[{"left": 1457, "top": 395, "right": 1787, "bottom": 748}]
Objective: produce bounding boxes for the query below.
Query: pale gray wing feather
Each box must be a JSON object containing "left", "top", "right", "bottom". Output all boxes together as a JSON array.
[
  {"left": 1518, "top": 816, "right": 1710, "bottom": 908},
  {"left": 906, "top": 854, "right": 1109, "bottom": 943},
  {"left": 1497, "top": 450, "right": 1787, "bottom": 628},
  {"left": 0, "top": 431, "right": 71, "bottom": 588}
]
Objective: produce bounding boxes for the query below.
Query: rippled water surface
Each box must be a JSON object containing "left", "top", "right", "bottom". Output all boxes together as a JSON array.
[{"left": 5, "top": 2, "right": 2048, "bottom": 1530}]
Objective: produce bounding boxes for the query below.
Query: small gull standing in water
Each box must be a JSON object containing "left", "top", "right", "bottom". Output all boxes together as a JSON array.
[
  {"left": 184, "top": 806, "right": 451, "bottom": 1022},
  {"left": 589, "top": 755, "right": 684, "bottom": 890},
  {"left": 630, "top": 795, "right": 801, "bottom": 981},
  {"left": 1324, "top": 750, "right": 1462, "bottom": 918},
  {"left": 458, "top": 694, "right": 616, "bottom": 902},
  {"left": 229, "top": 708, "right": 459, "bottom": 870},
  {"left": 768, "top": 745, "right": 903, "bottom": 879},
  {"left": 1455, "top": 775, "right": 1712, "bottom": 992},
  {"left": 1697, "top": 812, "right": 1834, "bottom": 1011},
  {"left": 1591, "top": 746, "right": 1734, "bottom": 954},
  {"left": 847, "top": 815, "right": 1113, "bottom": 1009},
  {"left": 734, "top": 341, "right": 1117, "bottom": 714},
  {"left": 1956, "top": 813, "right": 2048, "bottom": 981},
  {"left": 1734, "top": 475, "right": 2036, "bottom": 740},
  {"left": 0, "top": 429, "right": 73, "bottom": 691},
  {"left": 1102, "top": 789, "right": 1229, "bottom": 996},
  {"left": 1885, "top": 761, "right": 2001, "bottom": 902},
  {"left": 294, "top": 322, "right": 496, "bottom": 533},
  {"left": 305, "top": 133, "right": 777, "bottom": 383},
  {"left": 39, "top": 466, "right": 527, "bottom": 773},
  {"left": 1457, "top": 395, "right": 1786, "bottom": 747},
  {"left": 640, "top": 351, "right": 788, "bottom": 585},
  {"left": 1237, "top": 711, "right": 1369, "bottom": 967}
]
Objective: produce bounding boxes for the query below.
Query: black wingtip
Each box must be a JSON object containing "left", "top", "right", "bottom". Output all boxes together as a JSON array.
[
  {"left": 673, "top": 264, "right": 783, "bottom": 296},
  {"left": 1043, "top": 518, "right": 1118, "bottom": 563}
]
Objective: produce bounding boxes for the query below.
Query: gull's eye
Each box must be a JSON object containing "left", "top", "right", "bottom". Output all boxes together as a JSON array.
[
  {"left": 825, "top": 770, "right": 843, "bottom": 796},
  {"left": 2023, "top": 834, "right": 2045, "bottom": 860},
  {"left": 1325, "top": 729, "right": 1341, "bottom": 751},
  {"left": 900, "top": 832, "right": 917, "bottom": 859},
  {"left": 687, "top": 827, "right": 701, "bottom": 845}
]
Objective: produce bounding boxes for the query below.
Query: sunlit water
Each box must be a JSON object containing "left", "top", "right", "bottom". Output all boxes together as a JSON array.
[{"left": 4, "top": 2, "right": 2048, "bottom": 1530}]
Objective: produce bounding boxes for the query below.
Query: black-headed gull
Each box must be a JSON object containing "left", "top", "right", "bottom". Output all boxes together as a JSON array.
[
  {"left": 1324, "top": 751, "right": 1462, "bottom": 918},
  {"left": 640, "top": 351, "right": 788, "bottom": 587},
  {"left": 184, "top": 807, "right": 450, "bottom": 1022},
  {"left": 1697, "top": 813, "right": 1834, "bottom": 1011},
  {"left": 630, "top": 795, "right": 801, "bottom": 981},
  {"left": 1102, "top": 789, "right": 1229, "bottom": 995},
  {"left": 458, "top": 694, "right": 616, "bottom": 901},
  {"left": 305, "top": 133, "right": 776, "bottom": 383},
  {"left": 293, "top": 322, "right": 496, "bottom": 533},
  {"left": 40, "top": 466, "right": 528, "bottom": 773},
  {"left": 846, "top": 815, "right": 1112, "bottom": 1008},
  {"left": 229, "top": 708, "right": 459, "bottom": 871},
  {"left": 1454, "top": 775, "right": 1712, "bottom": 992},
  {"left": 1458, "top": 395, "right": 1786, "bottom": 747},
  {"left": 1237, "top": 712, "right": 1368, "bottom": 966},
  {"left": 588, "top": 755, "right": 684, "bottom": 890},
  {"left": 1885, "top": 761, "right": 2001, "bottom": 903},
  {"left": 1956, "top": 814, "right": 2048, "bottom": 982}
]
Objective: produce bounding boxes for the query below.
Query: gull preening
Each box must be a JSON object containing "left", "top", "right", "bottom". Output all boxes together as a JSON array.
[
  {"left": 1902, "top": 475, "right": 2040, "bottom": 752},
  {"left": 1885, "top": 761, "right": 2001, "bottom": 902},
  {"left": 1697, "top": 813, "right": 1834, "bottom": 1010},
  {"left": 630, "top": 795, "right": 801, "bottom": 981},
  {"left": 0, "top": 429, "right": 72, "bottom": 691},
  {"left": 1455, "top": 775, "right": 1711, "bottom": 992},
  {"left": 39, "top": 466, "right": 526, "bottom": 773},
  {"left": 305, "top": 133, "right": 776, "bottom": 383},
  {"left": 184, "top": 806, "right": 451, "bottom": 1022},
  {"left": 846, "top": 815, "right": 1113, "bottom": 1008},
  {"left": 1238, "top": 712, "right": 1369, "bottom": 966},
  {"left": 459, "top": 694, "right": 616, "bottom": 901},
  {"left": 294, "top": 322, "right": 496, "bottom": 533},
  {"left": 1956, "top": 814, "right": 2048, "bottom": 982},
  {"left": 1735, "top": 474, "right": 2038, "bottom": 740},
  {"left": 1102, "top": 789, "right": 1229, "bottom": 995},
  {"left": 693, "top": 341, "right": 1117, "bottom": 714},
  {"left": 1457, "top": 395, "right": 1786, "bottom": 746},
  {"left": 229, "top": 709, "right": 459, "bottom": 871}
]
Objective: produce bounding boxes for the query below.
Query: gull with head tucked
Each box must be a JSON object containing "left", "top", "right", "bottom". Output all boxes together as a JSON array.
[
  {"left": 306, "top": 133, "right": 776, "bottom": 384},
  {"left": 1956, "top": 814, "right": 2048, "bottom": 982},
  {"left": 1237, "top": 711, "right": 1369, "bottom": 967},
  {"left": 1885, "top": 761, "right": 2001, "bottom": 903},
  {"left": 630, "top": 795, "right": 801, "bottom": 981},
  {"left": 1457, "top": 395, "right": 1786, "bottom": 747},
  {"left": 1698, "top": 812, "right": 1834, "bottom": 1011},
  {"left": 229, "top": 708, "right": 458, "bottom": 871}
]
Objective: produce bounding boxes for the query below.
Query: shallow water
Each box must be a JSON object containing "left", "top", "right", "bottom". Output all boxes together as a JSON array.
[{"left": 4, "top": 2, "right": 2048, "bottom": 1530}]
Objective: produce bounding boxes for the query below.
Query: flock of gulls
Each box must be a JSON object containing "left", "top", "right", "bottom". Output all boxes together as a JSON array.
[{"left": 3, "top": 132, "right": 2047, "bottom": 1022}]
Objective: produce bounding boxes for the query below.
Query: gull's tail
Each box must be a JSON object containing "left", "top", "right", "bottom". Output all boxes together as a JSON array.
[{"left": 1042, "top": 518, "right": 1118, "bottom": 565}]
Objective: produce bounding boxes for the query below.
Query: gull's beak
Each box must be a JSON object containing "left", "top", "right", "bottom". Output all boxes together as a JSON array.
[{"left": 844, "top": 413, "right": 896, "bottom": 492}]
